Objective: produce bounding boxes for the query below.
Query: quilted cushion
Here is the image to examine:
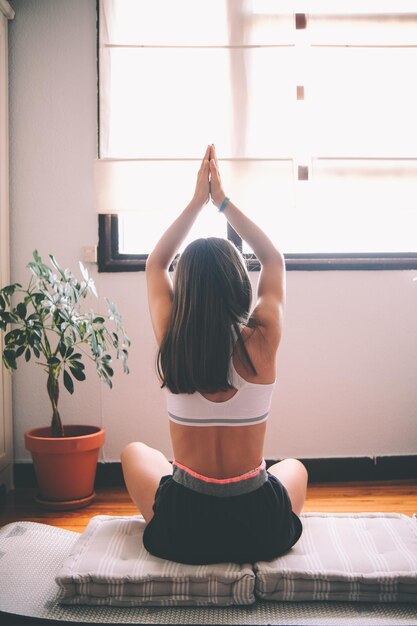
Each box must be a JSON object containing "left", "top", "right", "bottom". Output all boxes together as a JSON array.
[
  {"left": 56, "top": 515, "right": 255, "bottom": 606},
  {"left": 255, "top": 512, "right": 417, "bottom": 602}
]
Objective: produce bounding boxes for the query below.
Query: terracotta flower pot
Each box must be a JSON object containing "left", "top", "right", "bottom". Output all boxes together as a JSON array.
[{"left": 24, "top": 425, "right": 105, "bottom": 511}]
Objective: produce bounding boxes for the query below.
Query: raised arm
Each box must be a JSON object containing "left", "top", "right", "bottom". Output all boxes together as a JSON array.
[
  {"left": 146, "top": 146, "right": 211, "bottom": 345},
  {"left": 209, "top": 146, "right": 285, "bottom": 346}
]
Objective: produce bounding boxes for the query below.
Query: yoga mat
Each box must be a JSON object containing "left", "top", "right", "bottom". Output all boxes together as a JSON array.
[{"left": 1, "top": 521, "right": 417, "bottom": 625}]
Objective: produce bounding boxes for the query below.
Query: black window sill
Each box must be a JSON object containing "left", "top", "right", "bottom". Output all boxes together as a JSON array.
[{"left": 98, "top": 215, "right": 417, "bottom": 273}]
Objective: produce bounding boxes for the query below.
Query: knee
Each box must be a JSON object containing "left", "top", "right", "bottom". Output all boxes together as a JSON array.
[
  {"left": 293, "top": 458, "right": 308, "bottom": 479},
  {"left": 120, "top": 441, "right": 148, "bottom": 464},
  {"left": 284, "top": 458, "right": 309, "bottom": 485}
]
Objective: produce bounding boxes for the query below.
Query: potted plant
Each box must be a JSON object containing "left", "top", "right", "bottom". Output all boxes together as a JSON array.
[{"left": 0, "top": 250, "right": 130, "bottom": 509}]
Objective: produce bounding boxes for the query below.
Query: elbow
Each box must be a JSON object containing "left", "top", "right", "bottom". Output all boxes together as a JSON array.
[
  {"left": 263, "top": 249, "right": 284, "bottom": 269},
  {"left": 146, "top": 249, "right": 175, "bottom": 271},
  {"left": 146, "top": 252, "right": 165, "bottom": 272},
  {"left": 276, "top": 249, "right": 285, "bottom": 267},
  {"left": 145, "top": 253, "right": 155, "bottom": 271}
]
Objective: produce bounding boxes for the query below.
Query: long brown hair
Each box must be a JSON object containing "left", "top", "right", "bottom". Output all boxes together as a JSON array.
[{"left": 157, "top": 238, "right": 257, "bottom": 394}]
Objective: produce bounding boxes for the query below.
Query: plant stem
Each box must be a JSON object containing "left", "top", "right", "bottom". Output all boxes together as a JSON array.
[{"left": 47, "top": 367, "right": 64, "bottom": 437}]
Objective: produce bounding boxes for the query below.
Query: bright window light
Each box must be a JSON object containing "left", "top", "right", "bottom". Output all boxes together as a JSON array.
[{"left": 99, "top": 1, "right": 417, "bottom": 256}]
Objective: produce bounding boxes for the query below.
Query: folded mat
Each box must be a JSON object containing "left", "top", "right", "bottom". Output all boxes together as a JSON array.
[
  {"left": 2, "top": 520, "right": 417, "bottom": 623},
  {"left": 255, "top": 512, "right": 417, "bottom": 602},
  {"left": 56, "top": 515, "right": 255, "bottom": 606},
  {"left": 56, "top": 512, "right": 417, "bottom": 607}
]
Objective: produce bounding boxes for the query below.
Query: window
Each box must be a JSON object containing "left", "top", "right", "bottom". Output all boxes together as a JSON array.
[{"left": 97, "top": 0, "right": 417, "bottom": 271}]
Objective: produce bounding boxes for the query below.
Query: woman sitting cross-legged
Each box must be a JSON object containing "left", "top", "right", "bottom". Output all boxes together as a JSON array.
[{"left": 121, "top": 144, "right": 308, "bottom": 565}]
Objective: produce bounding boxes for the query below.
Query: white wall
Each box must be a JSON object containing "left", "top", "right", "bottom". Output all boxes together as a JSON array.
[{"left": 8, "top": 0, "right": 417, "bottom": 463}]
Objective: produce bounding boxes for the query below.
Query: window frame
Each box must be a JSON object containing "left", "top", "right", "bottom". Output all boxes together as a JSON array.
[
  {"left": 96, "top": 3, "right": 417, "bottom": 273},
  {"left": 98, "top": 215, "right": 417, "bottom": 272}
]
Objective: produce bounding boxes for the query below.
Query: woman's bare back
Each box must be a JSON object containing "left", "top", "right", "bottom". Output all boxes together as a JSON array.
[{"left": 169, "top": 325, "right": 277, "bottom": 478}]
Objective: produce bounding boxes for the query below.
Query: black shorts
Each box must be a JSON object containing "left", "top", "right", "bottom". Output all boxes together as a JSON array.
[{"left": 143, "top": 461, "right": 303, "bottom": 565}]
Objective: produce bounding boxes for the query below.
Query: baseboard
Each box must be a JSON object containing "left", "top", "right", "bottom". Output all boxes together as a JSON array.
[
  {"left": 13, "top": 455, "right": 417, "bottom": 488},
  {"left": 296, "top": 456, "right": 417, "bottom": 483}
]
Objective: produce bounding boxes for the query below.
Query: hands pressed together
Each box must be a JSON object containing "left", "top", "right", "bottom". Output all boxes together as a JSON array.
[{"left": 193, "top": 144, "right": 227, "bottom": 210}]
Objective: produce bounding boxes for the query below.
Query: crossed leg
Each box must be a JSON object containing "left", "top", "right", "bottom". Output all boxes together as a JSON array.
[
  {"left": 120, "top": 442, "right": 172, "bottom": 522},
  {"left": 267, "top": 458, "right": 308, "bottom": 516}
]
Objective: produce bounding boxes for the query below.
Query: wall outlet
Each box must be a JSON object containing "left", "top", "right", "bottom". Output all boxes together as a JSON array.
[{"left": 82, "top": 246, "right": 97, "bottom": 263}]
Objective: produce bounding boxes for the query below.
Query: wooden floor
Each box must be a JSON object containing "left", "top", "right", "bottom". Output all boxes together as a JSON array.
[{"left": 1, "top": 480, "right": 416, "bottom": 533}]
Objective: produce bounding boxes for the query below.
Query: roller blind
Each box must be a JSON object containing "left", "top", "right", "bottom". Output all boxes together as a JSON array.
[{"left": 97, "top": 0, "right": 417, "bottom": 255}]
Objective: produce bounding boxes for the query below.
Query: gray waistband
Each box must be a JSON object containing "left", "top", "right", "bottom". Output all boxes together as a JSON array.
[{"left": 172, "top": 464, "right": 268, "bottom": 497}]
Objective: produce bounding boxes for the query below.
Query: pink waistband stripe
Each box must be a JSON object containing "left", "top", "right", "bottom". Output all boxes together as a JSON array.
[{"left": 173, "top": 459, "right": 266, "bottom": 484}]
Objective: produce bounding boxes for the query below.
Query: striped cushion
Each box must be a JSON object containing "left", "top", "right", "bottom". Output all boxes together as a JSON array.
[
  {"left": 56, "top": 515, "right": 255, "bottom": 606},
  {"left": 255, "top": 513, "right": 417, "bottom": 602}
]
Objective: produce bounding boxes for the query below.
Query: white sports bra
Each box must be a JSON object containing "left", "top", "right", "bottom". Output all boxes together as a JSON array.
[{"left": 167, "top": 359, "right": 276, "bottom": 428}]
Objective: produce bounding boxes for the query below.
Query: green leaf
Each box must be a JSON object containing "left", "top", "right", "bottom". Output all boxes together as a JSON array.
[
  {"left": 0, "top": 294, "right": 5, "bottom": 310},
  {"left": 26, "top": 313, "right": 39, "bottom": 323},
  {"left": 33, "top": 346, "right": 41, "bottom": 359},
  {"left": 47, "top": 356, "right": 61, "bottom": 367},
  {"left": 33, "top": 249, "right": 42, "bottom": 263},
  {"left": 25, "top": 348, "right": 31, "bottom": 362},
  {"left": 77, "top": 322, "right": 86, "bottom": 340},
  {"left": 49, "top": 254, "right": 66, "bottom": 279},
  {"left": 16, "top": 303, "right": 27, "bottom": 319},
  {"left": 97, "top": 366, "right": 108, "bottom": 379},
  {"left": 32, "top": 293, "right": 45, "bottom": 305},
  {"left": 91, "top": 332, "right": 99, "bottom": 356},
  {"left": 27, "top": 262, "right": 41, "bottom": 277},
  {"left": 3, "top": 284, "right": 21, "bottom": 298},
  {"left": 63, "top": 369, "right": 74, "bottom": 394},
  {"left": 69, "top": 366, "right": 86, "bottom": 382},
  {"left": 1, "top": 311, "right": 18, "bottom": 325},
  {"left": 69, "top": 360, "right": 85, "bottom": 371},
  {"left": 93, "top": 317, "right": 105, "bottom": 324},
  {"left": 58, "top": 341, "right": 66, "bottom": 358},
  {"left": 5, "top": 329, "right": 20, "bottom": 345},
  {"left": 15, "top": 345, "right": 26, "bottom": 358},
  {"left": 102, "top": 363, "right": 114, "bottom": 377},
  {"left": 98, "top": 367, "right": 113, "bottom": 389},
  {"left": 3, "top": 349, "right": 17, "bottom": 370},
  {"left": 53, "top": 310, "right": 67, "bottom": 328}
]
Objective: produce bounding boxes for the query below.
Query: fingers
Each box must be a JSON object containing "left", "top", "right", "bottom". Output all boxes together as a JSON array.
[
  {"left": 203, "top": 144, "right": 211, "bottom": 163},
  {"left": 198, "top": 159, "right": 210, "bottom": 176},
  {"left": 209, "top": 157, "right": 219, "bottom": 180},
  {"left": 211, "top": 144, "right": 218, "bottom": 165},
  {"left": 200, "top": 144, "right": 219, "bottom": 184},
  {"left": 207, "top": 144, "right": 218, "bottom": 164},
  {"left": 210, "top": 145, "right": 219, "bottom": 174},
  {"left": 198, "top": 145, "right": 211, "bottom": 174}
]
